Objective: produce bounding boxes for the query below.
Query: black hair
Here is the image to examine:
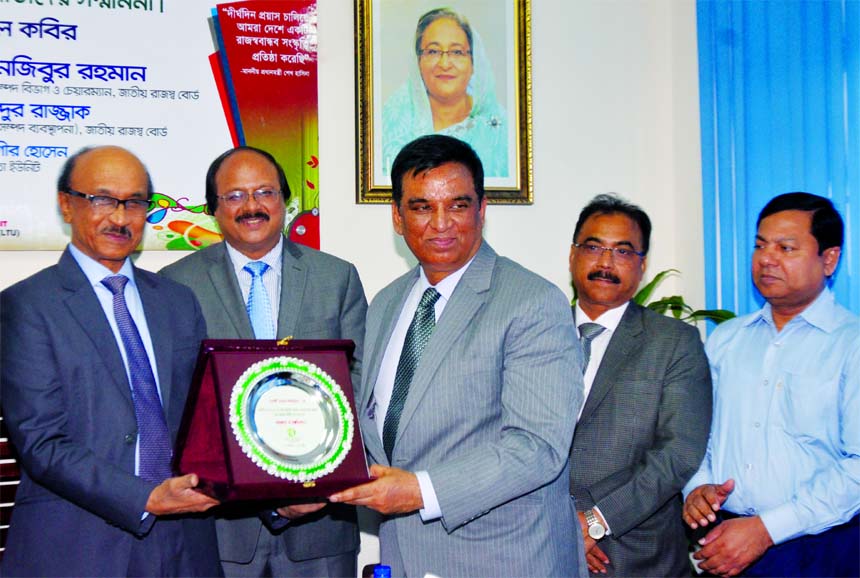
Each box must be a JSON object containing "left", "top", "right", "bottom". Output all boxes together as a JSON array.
[
  {"left": 573, "top": 193, "right": 652, "bottom": 254},
  {"left": 390, "top": 135, "right": 484, "bottom": 206},
  {"left": 757, "top": 192, "right": 843, "bottom": 253},
  {"left": 205, "top": 146, "right": 290, "bottom": 214}
]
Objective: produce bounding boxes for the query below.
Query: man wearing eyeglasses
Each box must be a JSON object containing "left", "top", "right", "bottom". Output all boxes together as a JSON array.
[
  {"left": 568, "top": 194, "right": 712, "bottom": 576},
  {"left": 1, "top": 146, "right": 222, "bottom": 577},
  {"left": 161, "top": 146, "right": 367, "bottom": 578}
]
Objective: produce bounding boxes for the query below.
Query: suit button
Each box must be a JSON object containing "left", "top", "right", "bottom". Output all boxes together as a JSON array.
[{"left": 124, "top": 433, "right": 135, "bottom": 444}]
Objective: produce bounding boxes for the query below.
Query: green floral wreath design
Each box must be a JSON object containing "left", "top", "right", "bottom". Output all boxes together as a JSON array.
[{"left": 229, "top": 356, "right": 354, "bottom": 482}]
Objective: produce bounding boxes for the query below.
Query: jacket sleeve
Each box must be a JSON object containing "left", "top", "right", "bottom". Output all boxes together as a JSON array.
[
  {"left": 0, "top": 287, "right": 157, "bottom": 535},
  {"left": 590, "top": 324, "right": 713, "bottom": 536},
  {"left": 427, "top": 285, "right": 583, "bottom": 531}
]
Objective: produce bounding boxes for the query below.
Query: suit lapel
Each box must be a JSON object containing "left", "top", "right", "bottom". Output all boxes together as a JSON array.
[
  {"left": 579, "top": 302, "right": 644, "bottom": 422},
  {"left": 394, "top": 243, "right": 495, "bottom": 440},
  {"left": 58, "top": 250, "right": 133, "bottom": 406},
  {"left": 361, "top": 271, "right": 417, "bottom": 411},
  {"left": 360, "top": 269, "right": 418, "bottom": 462},
  {"left": 208, "top": 242, "right": 254, "bottom": 339},
  {"left": 277, "top": 238, "right": 306, "bottom": 338}
]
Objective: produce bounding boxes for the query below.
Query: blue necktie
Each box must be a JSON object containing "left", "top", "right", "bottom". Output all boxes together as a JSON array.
[
  {"left": 101, "top": 275, "right": 172, "bottom": 484},
  {"left": 383, "top": 288, "right": 441, "bottom": 462},
  {"left": 244, "top": 261, "right": 275, "bottom": 339}
]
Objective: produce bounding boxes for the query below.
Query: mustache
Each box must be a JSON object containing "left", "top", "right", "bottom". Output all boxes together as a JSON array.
[
  {"left": 101, "top": 225, "right": 132, "bottom": 239},
  {"left": 236, "top": 212, "right": 269, "bottom": 224},
  {"left": 588, "top": 270, "right": 621, "bottom": 284}
]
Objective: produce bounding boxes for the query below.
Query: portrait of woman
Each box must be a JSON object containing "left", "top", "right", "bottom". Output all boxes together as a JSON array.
[{"left": 381, "top": 8, "right": 509, "bottom": 177}]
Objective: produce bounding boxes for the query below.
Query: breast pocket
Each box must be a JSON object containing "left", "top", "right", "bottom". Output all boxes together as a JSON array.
[{"left": 780, "top": 372, "right": 838, "bottom": 439}]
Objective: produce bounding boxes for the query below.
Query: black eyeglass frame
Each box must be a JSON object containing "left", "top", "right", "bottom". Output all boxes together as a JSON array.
[{"left": 64, "top": 188, "right": 153, "bottom": 213}]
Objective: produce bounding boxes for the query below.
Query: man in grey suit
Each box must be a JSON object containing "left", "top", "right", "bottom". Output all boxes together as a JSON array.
[
  {"left": 1, "top": 146, "right": 221, "bottom": 577},
  {"left": 568, "top": 194, "right": 712, "bottom": 576},
  {"left": 161, "top": 146, "right": 366, "bottom": 578},
  {"left": 330, "top": 135, "right": 587, "bottom": 578}
]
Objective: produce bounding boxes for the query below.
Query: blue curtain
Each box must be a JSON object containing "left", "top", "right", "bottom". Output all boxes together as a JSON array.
[{"left": 698, "top": 0, "right": 860, "bottom": 320}]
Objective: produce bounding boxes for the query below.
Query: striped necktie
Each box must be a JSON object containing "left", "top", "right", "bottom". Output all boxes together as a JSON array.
[
  {"left": 244, "top": 261, "right": 275, "bottom": 339},
  {"left": 382, "top": 288, "right": 441, "bottom": 462},
  {"left": 579, "top": 322, "right": 606, "bottom": 372},
  {"left": 101, "top": 275, "right": 172, "bottom": 483}
]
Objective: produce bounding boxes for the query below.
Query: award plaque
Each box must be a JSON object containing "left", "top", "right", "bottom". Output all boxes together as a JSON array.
[{"left": 174, "top": 339, "right": 369, "bottom": 501}]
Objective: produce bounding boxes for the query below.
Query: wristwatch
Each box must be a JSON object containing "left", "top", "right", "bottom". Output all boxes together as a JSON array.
[{"left": 585, "top": 509, "right": 606, "bottom": 540}]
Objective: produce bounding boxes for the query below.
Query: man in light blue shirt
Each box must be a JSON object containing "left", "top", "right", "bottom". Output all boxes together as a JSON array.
[{"left": 683, "top": 192, "right": 860, "bottom": 577}]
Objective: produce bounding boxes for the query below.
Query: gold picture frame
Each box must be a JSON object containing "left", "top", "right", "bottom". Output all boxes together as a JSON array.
[{"left": 355, "top": 0, "right": 533, "bottom": 204}]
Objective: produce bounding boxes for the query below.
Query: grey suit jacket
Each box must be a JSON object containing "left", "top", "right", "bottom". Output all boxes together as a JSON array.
[
  {"left": 161, "top": 237, "right": 367, "bottom": 566},
  {"left": 359, "top": 242, "right": 588, "bottom": 578},
  {"left": 0, "top": 249, "right": 220, "bottom": 577},
  {"left": 570, "top": 302, "right": 712, "bottom": 577}
]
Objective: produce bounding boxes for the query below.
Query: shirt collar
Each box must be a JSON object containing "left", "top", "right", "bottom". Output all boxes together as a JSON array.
[
  {"left": 751, "top": 287, "right": 840, "bottom": 333},
  {"left": 225, "top": 236, "right": 284, "bottom": 273},
  {"left": 67, "top": 243, "right": 136, "bottom": 289},
  {"left": 575, "top": 301, "right": 629, "bottom": 334},
  {"left": 417, "top": 254, "right": 477, "bottom": 301}
]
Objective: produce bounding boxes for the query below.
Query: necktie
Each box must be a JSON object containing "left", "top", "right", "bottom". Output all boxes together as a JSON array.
[
  {"left": 579, "top": 322, "right": 606, "bottom": 371},
  {"left": 101, "top": 275, "right": 173, "bottom": 484},
  {"left": 383, "top": 287, "right": 441, "bottom": 462},
  {"left": 244, "top": 261, "right": 275, "bottom": 339}
]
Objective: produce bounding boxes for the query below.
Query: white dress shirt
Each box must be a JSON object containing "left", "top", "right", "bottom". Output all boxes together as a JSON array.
[
  {"left": 225, "top": 236, "right": 283, "bottom": 327},
  {"left": 575, "top": 300, "right": 629, "bottom": 416},
  {"left": 574, "top": 299, "right": 629, "bottom": 533},
  {"left": 68, "top": 243, "right": 160, "bottom": 478},
  {"left": 373, "top": 258, "right": 475, "bottom": 521}
]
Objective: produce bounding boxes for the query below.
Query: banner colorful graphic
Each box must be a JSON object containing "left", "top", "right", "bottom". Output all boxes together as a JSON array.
[{"left": 0, "top": 1, "right": 320, "bottom": 251}]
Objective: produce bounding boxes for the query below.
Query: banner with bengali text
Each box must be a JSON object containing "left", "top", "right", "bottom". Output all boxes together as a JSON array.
[{"left": 0, "top": 0, "right": 319, "bottom": 250}]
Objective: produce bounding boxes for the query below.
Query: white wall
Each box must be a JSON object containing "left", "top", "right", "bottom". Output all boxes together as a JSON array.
[
  {"left": 0, "top": 0, "right": 703, "bottom": 570},
  {"left": 1, "top": 0, "right": 704, "bottom": 305},
  {"left": 317, "top": 0, "right": 705, "bottom": 308}
]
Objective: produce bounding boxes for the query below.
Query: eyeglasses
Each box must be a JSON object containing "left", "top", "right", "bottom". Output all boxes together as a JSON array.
[
  {"left": 573, "top": 242, "right": 645, "bottom": 262},
  {"left": 64, "top": 189, "right": 152, "bottom": 214},
  {"left": 417, "top": 48, "right": 472, "bottom": 65},
  {"left": 216, "top": 188, "right": 281, "bottom": 207}
]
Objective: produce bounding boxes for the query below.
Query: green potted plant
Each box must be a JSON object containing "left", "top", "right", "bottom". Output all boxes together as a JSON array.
[{"left": 573, "top": 269, "right": 735, "bottom": 326}]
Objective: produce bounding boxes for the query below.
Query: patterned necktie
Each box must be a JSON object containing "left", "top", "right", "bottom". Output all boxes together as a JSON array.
[
  {"left": 101, "top": 275, "right": 173, "bottom": 484},
  {"left": 244, "top": 261, "right": 275, "bottom": 339},
  {"left": 383, "top": 287, "right": 441, "bottom": 462},
  {"left": 579, "top": 322, "right": 606, "bottom": 372}
]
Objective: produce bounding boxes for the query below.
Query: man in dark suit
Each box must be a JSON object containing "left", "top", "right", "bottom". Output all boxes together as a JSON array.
[
  {"left": 161, "top": 146, "right": 366, "bottom": 578},
  {"left": 331, "top": 135, "right": 587, "bottom": 578},
  {"left": 0, "top": 146, "right": 221, "bottom": 577},
  {"left": 568, "top": 194, "right": 712, "bottom": 576}
]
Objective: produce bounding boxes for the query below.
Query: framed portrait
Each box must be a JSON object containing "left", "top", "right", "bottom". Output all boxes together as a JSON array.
[{"left": 355, "top": 0, "right": 533, "bottom": 204}]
